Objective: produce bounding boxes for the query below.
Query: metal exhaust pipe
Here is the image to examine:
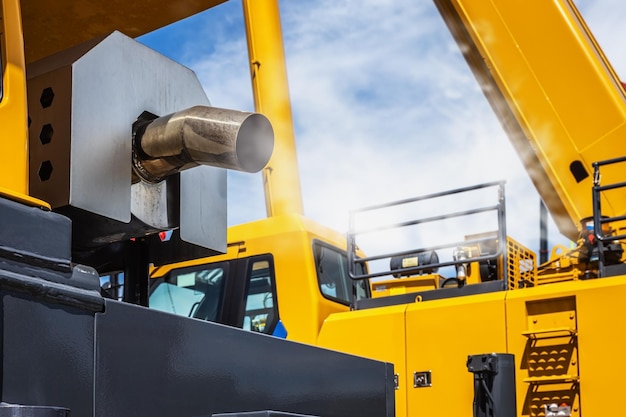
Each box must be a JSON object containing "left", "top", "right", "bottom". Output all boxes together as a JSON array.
[{"left": 132, "top": 106, "right": 274, "bottom": 183}]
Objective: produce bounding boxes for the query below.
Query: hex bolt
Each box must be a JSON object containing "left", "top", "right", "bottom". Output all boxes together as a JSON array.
[{"left": 40, "top": 87, "right": 55, "bottom": 108}]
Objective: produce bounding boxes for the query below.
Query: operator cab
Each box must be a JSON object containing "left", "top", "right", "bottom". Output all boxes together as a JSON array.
[{"left": 143, "top": 214, "right": 371, "bottom": 343}]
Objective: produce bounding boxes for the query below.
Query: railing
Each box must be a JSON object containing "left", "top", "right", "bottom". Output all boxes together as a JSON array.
[
  {"left": 592, "top": 156, "right": 626, "bottom": 277},
  {"left": 347, "top": 181, "right": 508, "bottom": 286}
]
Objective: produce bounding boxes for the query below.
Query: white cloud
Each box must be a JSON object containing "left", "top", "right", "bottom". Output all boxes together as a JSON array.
[
  {"left": 276, "top": 0, "right": 552, "bottom": 252},
  {"left": 145, "top": 0, "right": 626, "bottom": 270}
]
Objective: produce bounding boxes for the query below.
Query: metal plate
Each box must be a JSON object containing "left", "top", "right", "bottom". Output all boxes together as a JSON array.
[{"left": 95, "top": 301, "right": 395, "bottom": 417}]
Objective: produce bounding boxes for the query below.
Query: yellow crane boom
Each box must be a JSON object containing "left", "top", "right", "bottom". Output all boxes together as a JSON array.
[
  {"left": 243, "top": 0, "right": 304, "bottom": 217},
  {"left": 435, "top": 0, "right": 626, "bottom": 240}
]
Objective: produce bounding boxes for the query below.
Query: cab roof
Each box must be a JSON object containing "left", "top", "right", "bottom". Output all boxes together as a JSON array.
[{"left": 21, "top": 0, "right": 226, "bottom": 63}]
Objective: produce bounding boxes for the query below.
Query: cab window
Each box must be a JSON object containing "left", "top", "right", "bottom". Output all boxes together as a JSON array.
[
  {"left": 313, "top": 241, "right": 369, "bottom": 305},
  {"left": 242, "top": 257, "right": 278, "bottom": 334},
  {"left": 100, "top": 271, "right": 124, "bottom": 301},
  {"left": 148, "top": 256, "right": 279, "bottom": 335},
  {"left": 150, "top": 263, "right": 227, "bottom": 322}
]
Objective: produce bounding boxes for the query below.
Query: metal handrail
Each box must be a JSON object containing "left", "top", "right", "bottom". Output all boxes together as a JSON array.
[
  {"left": 347, "top": 181, "right": 507, "bottom": 285},
  {"left": 351, "top": 205, "right": 499, "bottom": 236},
  {"left": 591, "top": 157, "right": 626, "bottom": 276},
  {"left": 353, "top": 235, "right": 501, "bottom": 264}
]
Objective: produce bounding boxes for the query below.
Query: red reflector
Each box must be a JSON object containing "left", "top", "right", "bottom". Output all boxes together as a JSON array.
[{"left": 159, "top": 231, "right": 168, "bottom": 242}]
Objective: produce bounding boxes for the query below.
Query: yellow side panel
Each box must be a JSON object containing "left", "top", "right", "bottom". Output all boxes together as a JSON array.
[
  {"left": 506, "top": 277, "right": 626, "bottom": 416},
  {"left": 404, "top": 292, "right": 507, "bottom": 416},
  {"left": 318, "top": 305, "right": 408, "bottom": 417},
  {"left": 436, "top": 0, "right": 626, "bottom": 239},
  {"left": 371, "top": 275, "right": 439, "bottom": 298},
  {"left": 272, "top": 231, "right": 332, "bottom": 345},
  {"left": 506, "top": 285, "right": 581, "bottom": 417},
  {"left": 574, "top": 276, "right": 626, "bottom": 416}
]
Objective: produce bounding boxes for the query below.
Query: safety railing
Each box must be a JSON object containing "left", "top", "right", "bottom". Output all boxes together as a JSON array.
[
  {"left": 592, "top": 156, "right": 626, "bottom": 277},
  {"left": 347, "top": 181, "right": 508, "bottom": 285}
]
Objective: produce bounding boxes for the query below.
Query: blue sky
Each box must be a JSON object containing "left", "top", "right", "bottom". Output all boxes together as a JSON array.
[{"left": 139, "top": 1, "right": 626, "bottom": 260}]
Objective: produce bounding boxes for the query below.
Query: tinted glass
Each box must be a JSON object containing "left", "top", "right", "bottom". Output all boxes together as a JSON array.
[
  {"left": 314, "top": 242, "right": 369, "bottom": 305},
  {"left": 150, "top": 265, "right": 226, "bottom": 321},
  {"left": 242, "top": 259, "right": 278, "bottom": 334}
]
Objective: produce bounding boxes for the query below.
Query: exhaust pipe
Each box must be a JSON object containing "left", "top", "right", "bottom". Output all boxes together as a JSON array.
[{"left": 133, "top": 106, "right": 274, "bottom": 184}]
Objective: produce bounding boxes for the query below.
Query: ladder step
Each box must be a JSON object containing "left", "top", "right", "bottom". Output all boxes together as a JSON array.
[
  {"left": 523, "top": 375, "right": 579, "bottom": 384},
  {"left": 522, "top": 327, "right": 576, "bottom": 339}
]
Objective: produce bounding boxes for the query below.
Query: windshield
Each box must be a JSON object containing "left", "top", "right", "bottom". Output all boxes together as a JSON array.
[{"left": 150, "top": 265, "right": 226, "bottom": 321}]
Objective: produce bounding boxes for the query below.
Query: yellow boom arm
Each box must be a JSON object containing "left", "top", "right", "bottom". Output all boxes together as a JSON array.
[
  {"left": 243, "top": 0, "right": 304, "bottom": 217},
  {"left": 436, "top": 0, "right": 626, "bottom": 240}
]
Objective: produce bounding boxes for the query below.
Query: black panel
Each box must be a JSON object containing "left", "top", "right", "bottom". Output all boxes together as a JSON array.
[
  {"left": 0, "top": 190, "right": 393, "bottom": 417},
  {"left": 0, "top": 404, "right": 69, "bottom": 417},
  {"left": 215, "top": 412, "right": 316, "bottom": 417},
  {"left": 0, "top": 284, "right": 394, "bottom": 417},
  {"left": 467, "top": 353, "right": 516, "bottom": 417},
  {"left": 603, "top": 262, "right": 626, "bottom": 277},
  {"left": 0, "top": 197, "right": 71, "bottom": 264},
  {"left": 356, "top": 280, "right": 505, "bottom": 310},
  {"left": 71, "top": 223, "right": 219, "bottom": 275},
  {"left": 145, "top": 229, "right": 220, "bottom": 266},
  {"left": 0, "top": 291, "right": 95, "bottom": 415},
  {"left": 95, "top": 301, "right": 394, "bottom": 417}
]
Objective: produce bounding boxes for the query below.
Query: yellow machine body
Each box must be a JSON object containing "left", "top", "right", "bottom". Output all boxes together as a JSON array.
[
  {"left": 319, "top": 276, "right": 626, "bottom": 417},
  {"left": 222, "top": 1, "right": 626, "bottom": 416},
  {"left": 318, "top": 1, "right": 626, "bottom": 416},
  {"left": 371, "top": 274, "right": 440, "bottom": 297}
]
